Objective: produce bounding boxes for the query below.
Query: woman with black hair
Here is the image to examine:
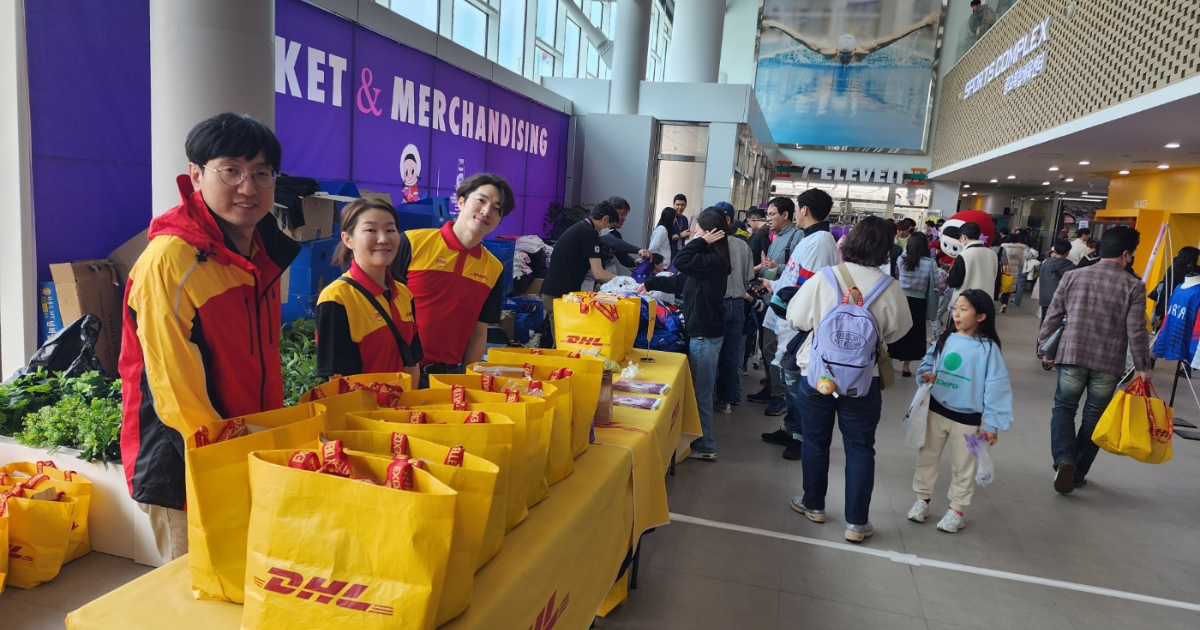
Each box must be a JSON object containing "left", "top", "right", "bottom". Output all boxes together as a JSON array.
[
  {"left": 891, "top": 232, "right": 941, "bottom": 376},
  {"left": 648, "top": 207, "right": 677, "bottom": 268},
  {"left": 642, "top": 207, "right": 732, "bottom": 460},
  {"left": 1150, "top": 246, "right": 1200, "bottom": 325}
]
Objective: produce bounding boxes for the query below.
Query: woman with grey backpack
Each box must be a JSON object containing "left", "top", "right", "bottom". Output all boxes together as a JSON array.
[{"left": 784, "top": 217, "right": 913, "bottom": 542}]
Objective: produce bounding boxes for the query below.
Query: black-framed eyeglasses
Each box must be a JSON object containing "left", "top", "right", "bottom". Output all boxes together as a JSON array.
[{"left": 204, "top": 165, "right": 277, "bottom": 188}]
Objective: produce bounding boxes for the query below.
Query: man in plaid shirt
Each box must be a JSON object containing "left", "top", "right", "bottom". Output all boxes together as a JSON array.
[{"left": 1037, "top": 226, "right": 1152, "bottom": 495}]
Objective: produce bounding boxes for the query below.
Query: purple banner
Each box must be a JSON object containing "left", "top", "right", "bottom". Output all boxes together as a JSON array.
[{"left": 275, "top": 0, "right": 569, "bottom": 237}]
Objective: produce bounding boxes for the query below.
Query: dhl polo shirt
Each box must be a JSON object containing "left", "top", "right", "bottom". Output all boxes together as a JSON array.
[
  {"left": 393, "top": 222, "right": 503, "bottom": 366},
  {"left": 315, "top": 260, "right": 423, "bottom": 376}
]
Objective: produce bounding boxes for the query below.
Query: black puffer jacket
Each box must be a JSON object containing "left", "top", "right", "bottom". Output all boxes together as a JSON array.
[{"left": 645, "top": 238, "right": 730, "bottom": 338}]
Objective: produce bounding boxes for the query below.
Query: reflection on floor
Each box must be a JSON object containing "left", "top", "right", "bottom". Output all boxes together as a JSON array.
[{"left": 4, "top": 301, "right": 1200, "bottom": 630}]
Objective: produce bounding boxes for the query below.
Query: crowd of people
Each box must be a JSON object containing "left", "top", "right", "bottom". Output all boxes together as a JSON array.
[{"left": 121, "top": 111, "right": 1155, "bottom": 557}]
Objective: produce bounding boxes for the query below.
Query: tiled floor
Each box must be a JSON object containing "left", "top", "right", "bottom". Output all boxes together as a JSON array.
[{"left": 5, "top": 299, "right": 1200, "bottom": 629}]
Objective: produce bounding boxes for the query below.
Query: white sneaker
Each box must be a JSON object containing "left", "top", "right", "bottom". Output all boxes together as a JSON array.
[
  {"left": 907, "top": 499, "right": 931, "bottom": 523},
  {"left": 936, "top": 509, "right": 965, "bottom": 533}
]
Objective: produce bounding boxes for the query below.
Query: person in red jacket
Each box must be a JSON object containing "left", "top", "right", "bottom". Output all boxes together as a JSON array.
[{"left": 119, "top": 113, "right": 298, "bottom": 562}]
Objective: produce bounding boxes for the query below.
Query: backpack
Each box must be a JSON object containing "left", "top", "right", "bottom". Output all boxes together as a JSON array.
[{"left": 807, "top": 265, "right": 894, "bottom": 397}]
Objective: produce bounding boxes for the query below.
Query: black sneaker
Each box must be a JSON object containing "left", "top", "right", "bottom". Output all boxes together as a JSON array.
[
  {"left": 747, "top": 388, "right": 772, "bottom": 404},
  {"left": 761, "top": 429, "right": 789, "bottom": 445},
  {"left": 782, "top": 438, "right": 803, "bottom": 460},
  {"left": 765, "top": 397, "right": 787, "bottom": 416},
  {"left": 1054, "top": 460, "right": 1076, "bottom": 494}
]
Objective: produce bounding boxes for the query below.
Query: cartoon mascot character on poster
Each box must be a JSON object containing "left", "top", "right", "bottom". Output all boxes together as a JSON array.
[
  {"left": 400, "top": 144, "right": 422, "bottom": 203},
  {"left": 937, "top": 210, "right": 996, "bottom": 265}
]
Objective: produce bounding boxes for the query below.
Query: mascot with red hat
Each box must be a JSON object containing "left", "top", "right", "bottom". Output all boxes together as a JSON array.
[{"left": 937, "top": 210, "right": 996, "bottom": 265}]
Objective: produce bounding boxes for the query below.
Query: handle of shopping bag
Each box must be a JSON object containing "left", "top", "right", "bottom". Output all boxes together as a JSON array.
[{"left": 1140, "top": 380, "right": 1175, "bottom": 444}]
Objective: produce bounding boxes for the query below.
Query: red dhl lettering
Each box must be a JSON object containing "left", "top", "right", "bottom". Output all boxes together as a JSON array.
[
  {"left": 528, "top": 590, "right": 570, "bottom": 630},
  {"left": 9, "top": 545, "right": 34, "bottom": 562},
  {"left": 257, "top": 567, "right": 393, "bottom": 616},
  {"left": 563, "top": 335, "right": 605, "bottom": 346}
]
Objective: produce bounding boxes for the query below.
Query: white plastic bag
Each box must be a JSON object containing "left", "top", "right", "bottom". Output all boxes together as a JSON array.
[
  {"left": 902, "top": 382, "right": 932, "bottom": 449},
  {"left": 964, "top": 433, "right": 996, "bottom": 487}
]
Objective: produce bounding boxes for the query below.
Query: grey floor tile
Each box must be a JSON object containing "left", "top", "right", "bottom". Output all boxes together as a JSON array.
[
  {"left": 780, "top": 543, "right": 924, "bottom": 618},
  {"left": 777, "top": 591, "right": 929, "bottom": 630},
  {"left": 597, "top": 567, "right": 779, "bottom": 630},
  {"left": 0, "top": 600, "right": 68, "bottom": 630},
  {"left": 1, "top": 552, "right": 152, "bottom": 613},
  {"left": 1049, "top": 586, "right": 1200, "bottom": 630},
  {"left": 648, "top": 522, "right": 783, "bottom": 590},
  {"left": 912, "top": 566, "right": 1073, "bottom": 630}
]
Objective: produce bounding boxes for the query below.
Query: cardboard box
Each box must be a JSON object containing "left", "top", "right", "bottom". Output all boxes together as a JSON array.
[
  {"left": 49, "top": 260, "right": 123, "bottom": 375},
  {"left": 273, "top": 193, "right": 356, "bottom": 242},
  {"left": 108, "top": 229, "right": 149, "bottom": 286},
  {"left": 359, "top": 189, "right": 394, "bottom": 206}
]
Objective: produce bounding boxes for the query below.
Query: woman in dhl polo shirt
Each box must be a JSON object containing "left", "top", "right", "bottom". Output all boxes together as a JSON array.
[{"left": 316, "top": 198, "right": 422, "bottom": 383}]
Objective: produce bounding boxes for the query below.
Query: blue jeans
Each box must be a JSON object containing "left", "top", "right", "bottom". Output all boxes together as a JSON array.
[
  {"left": 783, "top": 369, "right": 803, "bottom": 439},
  {"left": 688, "top": 336, "right": 724, "bottom": 453},
  {"left": 1051, "top": 365, "right": 1120, "bottom": 481},
  {"left": 797, "top": 376, "right": 882, "bottom": 525},
  {"left": 1013, "top": 273, "right": 1027, "bottom": 306},
  {"left": 716, "top": 298, "right": 747, "bottom": 404}
]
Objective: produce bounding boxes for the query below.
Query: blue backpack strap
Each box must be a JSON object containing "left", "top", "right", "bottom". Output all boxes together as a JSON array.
[
  {"left": 861, "top": 273, "right": 895, "bottom": 309},
  {"left": 821, "top": 266, "right": 841, "bottom": 293}
]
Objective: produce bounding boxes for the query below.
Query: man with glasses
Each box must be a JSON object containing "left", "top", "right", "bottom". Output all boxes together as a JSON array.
[
  {"left": 748, "top": 197, "right": 802, "bottom": 417},
  {"left": 119, "top": 113, "right": 299, "bottom": 562}
]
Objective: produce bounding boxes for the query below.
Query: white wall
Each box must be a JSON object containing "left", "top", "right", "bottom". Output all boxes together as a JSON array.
[
  {"left": 930, "top": 179, "right": 961, "bottom": 217},
  {"left": 579, "top": 114, "right": 658, "bottom": 246},
  {"left": 718, "top": 0, "right": 761, "bottom": 84},
  {"left": 702, "top": 123, "right": 739, "bottom": 209}
]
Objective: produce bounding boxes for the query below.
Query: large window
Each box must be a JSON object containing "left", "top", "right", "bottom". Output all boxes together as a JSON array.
[
  {"left": 453, "top": 0, "right": 488, "bottom": 56},
  {"left": 376, "top": 0, "right": 670, "bottom": 85}
]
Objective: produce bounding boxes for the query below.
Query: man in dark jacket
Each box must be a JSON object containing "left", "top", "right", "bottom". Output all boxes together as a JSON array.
[
  {"left": 1038, "top": 240, "right": 1076, "bottom": 321},
  {"left": 599, "top": 196, "right": 651, "bottom": 273}
]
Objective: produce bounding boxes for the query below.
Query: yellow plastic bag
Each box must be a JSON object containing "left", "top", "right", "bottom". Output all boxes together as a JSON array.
[
  {"left": 467, "top": 363, "right": 576, "bottom": 476},
  {"left": 553, "top": 293, "right": 644, "bottom": 361},
  {"left": 1093, "top": 379, "right": 1155, "bottom": 460},
  {"left": 486, "top": 348, "right": 606, "bottom": 458},
  {"left": 0, "top": 461, "right": 92, "bottom": 562},
  {"left": 1129, "top": 381, "right": 1174, "bottom": 464},
  {"left": 0, "top": 484, "right": 76, "bottom": 589},
  {"left": 0, "top": 513, "right": 8, "bottom": 594},
  {"left": 431, "top": 373, "right": 573, "bottom": 486},
  {"left": 388, "top": 386, "right": 549, "bottom": 524},
  {"left": 184, "top": 402, "right": 334, "bottom": 602},
  {"left": 339, "top": 410, "right": 513, "bottom": 564},
  {"left": 298, "top": 373, "right": 412, "bottom": 407},
  {"left": 243, "top": 449, "right": 456, "bottom": 630},
  {"left": 999, "top": 272, "right": 1014, "bottom": 294},
  {"left": 322, "top": 432, "right": 497, "bottom": 623}
]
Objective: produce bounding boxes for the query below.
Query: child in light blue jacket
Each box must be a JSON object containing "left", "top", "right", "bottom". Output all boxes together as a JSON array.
[{"left": 908, "top": 289, "right": 1014, "bottom": 533}]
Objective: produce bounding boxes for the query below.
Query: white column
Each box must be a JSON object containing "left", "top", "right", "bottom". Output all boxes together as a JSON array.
[
  {"left": 0, "top": 1, "right": 37, "bottom": 376},
  {"left": 150, "top": 0, "right": 275, "bottom": 216},
  {"left": 664, "top": 0, "right": 724, "bottom": 83},
  {"left": 930, "top": 180, "right": 962, "bottom": 217},
  {"left": 608, "top": 0, "right": 651, "bottom": 114}
]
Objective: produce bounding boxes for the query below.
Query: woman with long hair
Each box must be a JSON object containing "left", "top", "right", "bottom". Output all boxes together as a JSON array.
[
  {"left": 784, "top": 216, "right": 913, "bottom": 542},
  {"left": 890, "top": 231, "right": 942, "bottom": 376},
  {"left": 643, "top": 207, "right": 732, "bottom": 459},
  {"left": 648, "top": 207, "right": 677, "bottom": 269}
]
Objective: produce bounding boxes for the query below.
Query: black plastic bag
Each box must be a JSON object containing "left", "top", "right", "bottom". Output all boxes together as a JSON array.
[{"left": 9, "top": 314, "right": 108, "bottom": 381}]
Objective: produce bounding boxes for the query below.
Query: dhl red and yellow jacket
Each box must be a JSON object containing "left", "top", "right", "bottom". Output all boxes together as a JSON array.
[
  {"left": 119, "top": 175, "right": 299, "bottom": 509},
  {"left": 315, "top": 260, "right": 423, "bottom": 376}
]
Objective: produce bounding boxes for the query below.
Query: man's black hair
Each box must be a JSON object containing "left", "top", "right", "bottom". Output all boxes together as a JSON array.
[
  {"left": 607, "top": 196, "right": 630, "bottom": 212},
  {"left": 591, "top": 200, "right": 621, "bottom": 223},
  {"left": 960, "top": 221, "right": 982, "bottom": 240},
  {"left": 1098, "top": 226, "right": 1140, "bottom": 259},
  {"left": 673, "top": 193, "right": 687, "bottom": 203},
  {"left": 456, "top": 173, "right": 516, "bottom": 217},
  {"left": 185, "top": 113, "right": 282, "bottom": 173},
  {"left": 796, "top": 188, "right": 834, "bottom": 222},
  {"left": 768, "top": 196, "right": 796, "bottom": 220},
  {"left": 746, "top": 207, "right": 767, "bottom": 220},
  {"left": 926, "top": 219, "right": 937, "bottom": 227},
  {"left": 970, "top": 0, "right": 981, "bottom": 6},
  {"left": 1052, "top": 240, "right": 1072, "bottom": 256},
  {"left": 651, "top": 253, "right": 664, "bottom": 266},
  {"left": 1076, "top": 227, "right": 1092, "bottom": 236}
]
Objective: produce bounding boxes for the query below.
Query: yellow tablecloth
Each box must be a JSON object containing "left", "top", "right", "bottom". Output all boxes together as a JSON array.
[{"left": 66, "top": 445, "right": 634, "bottom": 630}]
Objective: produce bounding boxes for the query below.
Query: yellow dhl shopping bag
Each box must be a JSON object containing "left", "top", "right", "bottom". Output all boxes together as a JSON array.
[
  {"left": 468, "top": 362, "right": 578, "bottom": 472},
  {"left": 184, "top": 401, "right": 344, "bottom": 602},
  {"left": 0, "top": 513, "right": 8, "bottom": 594},
  {"left": 431, "top": 373, "right": 573, "bottom": 486},
  {"left": 338, "top": 410, "right": 514, "bottom": 565},
  {"left": 388, "top": 386, "right": 549, "bottom": 523},
  {"left": 1, "top": 461, "right": 92, "bottom": 562},
  {"left": 0, "top": 483, "right": 76, "bottom": 589},
  {"left": 243, "top": 448, "right": 456, "bottom": 630},
  {"left": 322, "top": 432, "right": 498, "bottom": 623},
  {"left": 553, "top": 293, "right": 645, "bottom": 361},
  {"left": 299, "top": 372, "right": 412, "bottom": 408},
  {"left": 1094, "top": 379, "right": 1173, "bottom": 463},
  {"left": 485, "top": 348, "right": 605, "bottom": 458}
]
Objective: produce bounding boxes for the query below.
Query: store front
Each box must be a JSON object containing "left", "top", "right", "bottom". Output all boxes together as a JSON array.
[{"left": 771, "top": 167, "right": 938, "bottom": 225}]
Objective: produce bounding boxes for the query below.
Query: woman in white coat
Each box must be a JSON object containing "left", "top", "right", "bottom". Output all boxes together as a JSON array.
[{"left": 648, "top": 207, "right": 677, "bottom": 269}]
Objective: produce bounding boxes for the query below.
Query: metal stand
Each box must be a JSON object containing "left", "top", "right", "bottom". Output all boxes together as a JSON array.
[{"left": 1169, "top": 360, "right": 1200, "bottom": 440}]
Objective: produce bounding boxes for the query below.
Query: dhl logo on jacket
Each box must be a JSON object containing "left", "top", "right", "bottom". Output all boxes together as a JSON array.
[{"left": 119, "top": 175, "right": 299, "bottom": 509}]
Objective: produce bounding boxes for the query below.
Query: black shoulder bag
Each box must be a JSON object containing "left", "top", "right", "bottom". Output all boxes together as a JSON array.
[{"left": 340, "top": 277, "right": 408, "bottom": 354}]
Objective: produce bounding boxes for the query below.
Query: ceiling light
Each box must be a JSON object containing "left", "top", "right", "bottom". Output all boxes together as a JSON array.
[
  {"left": 961, "top": 194, "right": 968, "bottom": 197},
  {"left": 1082, "top": 192, "right": 1089, "bottom": 195},
  {"left": 1165, "top": 142, "right": 1181, "bottom": 149},
  {"left": 1159, "top": 164, "right": 1170, "bottom": 169},
  {"left": 1007, "top": 175, "right": 1016, "bottom": 179},
  {"left": 989, "top": 178, "right": 998, "bottom": 183},
  {"left": 971, "top": 192, "right": 978, "bottom": 196},
  {"left": 1042, "top": 182, "right": 1050, "bottom": 185},
  {"left": 963, "top": 184, "right": 970, "bottom": 188},
  {"left": 1119, "top": 170, "right": 1130, "bottom": 175},
  {"left": 1079, "top": 161, "right": 1090, "bottom": 165},
  {"left": 1065, "top": 178, "right": 1075, "bottom": 182},
  {"left": 1048, "top": 166, "right": 1059, "bottom": 171}
]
